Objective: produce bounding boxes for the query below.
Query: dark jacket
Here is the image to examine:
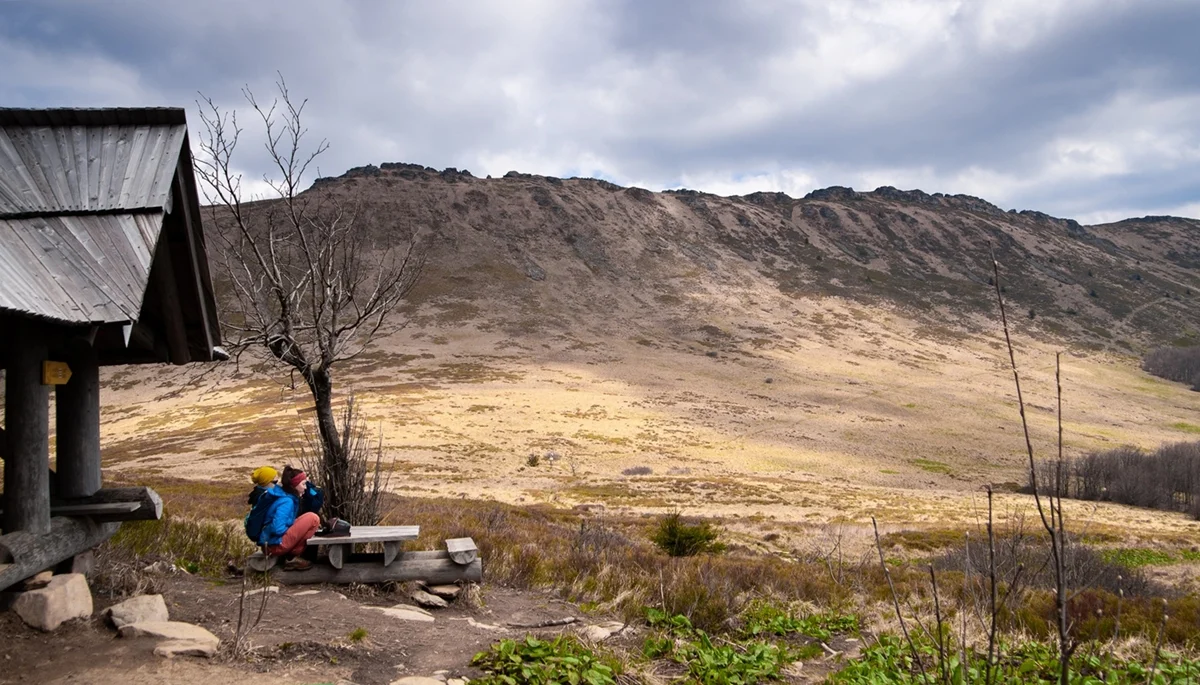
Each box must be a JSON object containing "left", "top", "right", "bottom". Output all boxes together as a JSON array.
[
  {"left": 247, "top": 484, "right": 269, "bottom": 506},
  {"left": 300, "top": 483, "right": 325, "bottom": 516}
]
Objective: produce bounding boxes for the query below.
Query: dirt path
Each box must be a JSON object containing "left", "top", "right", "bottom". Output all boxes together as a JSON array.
[{"left": 2, "top": 575, "right": 601, "bottom": 685}]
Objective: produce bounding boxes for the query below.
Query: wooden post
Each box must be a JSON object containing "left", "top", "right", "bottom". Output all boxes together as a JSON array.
[
  {"left": 55, "top": 341, "right": 101, "bottom": 499},
  {"left": 3, "top": 320, "right": 51, "bottom": 535}
]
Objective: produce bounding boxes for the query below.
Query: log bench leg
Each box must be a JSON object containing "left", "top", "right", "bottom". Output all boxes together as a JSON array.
[
  {"left": 383, "top": 541, "right": 400, "bottom": 567},
  {"left": 328, "top": 543, "right": 349, "bottom": 570}
]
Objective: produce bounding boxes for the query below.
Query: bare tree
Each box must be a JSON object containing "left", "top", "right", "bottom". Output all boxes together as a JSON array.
[{"left": 193, "top": 76, "right": 424, "bottom": 521}]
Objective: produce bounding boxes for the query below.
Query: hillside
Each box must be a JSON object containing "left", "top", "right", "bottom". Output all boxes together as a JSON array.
[{"left": 96, "top": 166, "right": 1200, "bottom": 530}]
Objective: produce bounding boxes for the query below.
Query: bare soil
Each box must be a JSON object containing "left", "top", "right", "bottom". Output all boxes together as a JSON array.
[{"left": 2, "top": 573, "right": 612, "bottom": 684}]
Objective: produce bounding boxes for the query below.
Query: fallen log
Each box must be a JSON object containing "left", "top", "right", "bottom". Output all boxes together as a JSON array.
[
  {"left": 0, "top": 516, "right": 119, "bottom": 590},
  {"left": 269, "top": 550, "right": 483, "bottom": 586}
]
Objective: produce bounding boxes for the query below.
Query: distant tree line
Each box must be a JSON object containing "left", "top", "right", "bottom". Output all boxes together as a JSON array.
[
  {"left": 1027, "top": 442, "right": 1200, "bottom": 518},
  {"left": 1142, "top": 346, "right": 1200, "bottom": 390}
]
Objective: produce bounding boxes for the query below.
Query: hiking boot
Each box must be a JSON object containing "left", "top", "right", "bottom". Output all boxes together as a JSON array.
[{"left": 283, "top": 557, "right": 312, "bottom": 571}]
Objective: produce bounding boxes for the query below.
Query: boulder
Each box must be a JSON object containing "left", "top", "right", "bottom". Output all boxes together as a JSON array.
[
  {"left": 107, "top": 594, "right": 169, "bottom": 628},
  {"left": 12, "top": 573, "right": 92, "bottom": 631},
  {"left": 410, "top": 590, "right": 449, "bottom": 609}
]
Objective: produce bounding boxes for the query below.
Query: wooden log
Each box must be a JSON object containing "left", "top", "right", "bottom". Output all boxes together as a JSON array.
[
  {"left": 4, "top": 320, "right": 51, "bottom": 535},
  {"left": 271, "top": 551, "right": 482, "bottom": 586},
  {"left": 55, "top": 342, "right": 102, "bottom": 499},
  {"left": 247, "top": 553, "right": 279, "bottom": 573},
  {"left": 0, "top": 516, "right": 119, "bottom": 591},
  {"left": 327, "top": 543, "right": 347, "bottom": 570},
  {"left": 0, "top": 487, "right": 167, "bottom": 524},
  {"left": 445, "top": 537, "right": 478, "bottom": 565},
  {"left": 383, "top": 541, "right": 401, "bottom": 567}
]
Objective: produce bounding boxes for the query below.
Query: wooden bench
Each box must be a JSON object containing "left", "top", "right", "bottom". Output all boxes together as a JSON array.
[
  {"left": 248, "top": 525, "right": 420, "bottom": 572},
  {"left": 308, "top": 525, "right": 420, "bottom": 569},
  {"left": 246, "top": 530, "right": 482, "bottom": 586}
]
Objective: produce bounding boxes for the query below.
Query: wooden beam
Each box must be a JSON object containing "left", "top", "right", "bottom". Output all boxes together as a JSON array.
[
  {"left": 3, "top": 320, "right": 51, "bottom": 535},
  {"left": 55, "top": 340, "right": 101, "bottom": 498},
  {"left": 268, "top": 550, "right": 483, "bottom": 586},
  {"left": 0, "top": 516, "right": 119, "bottom": 591},
  {"left": 149, "top": 216, "right": 191, "bottom": 364},
  {"left": 1, "top": 486, "right": 164, "bottom": 524}
]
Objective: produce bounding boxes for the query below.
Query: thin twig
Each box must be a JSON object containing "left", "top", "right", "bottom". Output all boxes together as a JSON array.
[{"left": 873, "top": 517, "right": 928, "bottom": 683}]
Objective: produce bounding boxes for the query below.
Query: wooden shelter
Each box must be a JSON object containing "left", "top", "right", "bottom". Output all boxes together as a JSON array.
[{"left": 0, "top": 107, "right": 223, "bottom": 589}]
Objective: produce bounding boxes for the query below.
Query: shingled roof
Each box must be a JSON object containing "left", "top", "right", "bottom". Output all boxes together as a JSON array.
[{"left": 0, "top": 107, "right": 222, "bottom": 365}]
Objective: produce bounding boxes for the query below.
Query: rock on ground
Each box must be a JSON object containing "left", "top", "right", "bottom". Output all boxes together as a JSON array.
[
  {"left": 580, "top": 621, "right": 625, "bottom": 642},
  {"left": 107, "top": 594, "right": 169, "bottom": 628},
  {"left": 369, "top": 605, "right": 435, "bottom": 623},
  {"left": 12, "top": 573, "right": 92, "bottom": 632},
  {"left": 119, "top": 620, "right": 221, "bottom": 658},
  {"left": 154, "top": 638, "right": 219, "bottom": 658},
  {"left": 423, "top": 584, "right": 461, "bottom": 600},
  {"left": 410, "top": 590, "right": 449, "bottom": 609},
  {"left": 389, "top": 678, "right": 445, "bottom": 685}
]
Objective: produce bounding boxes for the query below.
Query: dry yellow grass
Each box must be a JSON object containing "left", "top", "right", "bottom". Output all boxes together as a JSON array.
[{"left": 95, "top": 287, "right": 1200, "bottom": 549}]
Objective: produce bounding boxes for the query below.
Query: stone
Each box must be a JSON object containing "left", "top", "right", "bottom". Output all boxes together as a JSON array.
[
  {"left": 464, "top": 617, "right": 504, "bottom": 631},
  {"left": 410, "top": 590, "right": 449, "bottom": 609},
  {"left": 23, "top": 571, "right": 53, "bottom": 590},
  {"left": 107, "top": 594, "right": 169, "bottom": 628},
  {"left": 142, "top": 561, "right": 177, "bottom": 575},
  {"left": 154, "top": 638, "right": 218, "bottom": 658},
  {"left": 580, "top": 621, "right": 625, "bottom": 642},
  {"left": 423, "top": 584, "right": 461, "bottom": 600},
  {"left": 448, "top": 679, "right": 468, "bottom": 685},
  {"left": 369, "top": 605, "right": 435, "bottom": 623},
  {"left": 118, "top": 620, "right": 221, "bottom": 654},
  {"left": 12, "top": 573, "right": 92, "bottom": 632},
  {"left": 390, "top": 678, "right": 444, "bottom": 685},
  {"left": 292, "top": 590, "right": 321, "bottom": 597},
  {"left": 245, "top": 586, "right": 279, "bottom": 597}
]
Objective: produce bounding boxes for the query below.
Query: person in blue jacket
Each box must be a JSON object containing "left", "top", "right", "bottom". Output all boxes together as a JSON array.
[{"left": 260, "top": 466, "right": 322, "bottom": 570}]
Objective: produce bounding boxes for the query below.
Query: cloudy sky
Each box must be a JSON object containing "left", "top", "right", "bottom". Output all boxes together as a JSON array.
[{"left": 2, "top": 0, "right": 1197, "bottom": 223}]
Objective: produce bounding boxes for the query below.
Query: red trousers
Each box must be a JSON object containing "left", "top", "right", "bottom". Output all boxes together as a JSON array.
[{"left": 266, "top": 512, "right": 321, "bottom": 557}]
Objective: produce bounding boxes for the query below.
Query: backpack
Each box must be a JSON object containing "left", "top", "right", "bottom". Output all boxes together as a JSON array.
[{"left": 244, "top": 488, "right": 283, "bottom": 543}]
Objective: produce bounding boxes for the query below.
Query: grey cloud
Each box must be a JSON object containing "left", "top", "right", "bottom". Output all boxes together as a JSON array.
[{"left": 0, "top": 0, "right": 1196, "bottom": 220}]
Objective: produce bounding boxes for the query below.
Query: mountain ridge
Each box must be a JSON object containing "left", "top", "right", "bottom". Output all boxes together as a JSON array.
[{"left": 286, "top": 161, "right": 1200, "bottom": 352}]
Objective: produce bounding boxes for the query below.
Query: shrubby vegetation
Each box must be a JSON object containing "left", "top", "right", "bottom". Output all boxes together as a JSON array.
[
  {"left": 1142, "top": 346, "right": 1200, "bottom": 390},
  {"left": 1028, "top": 441, "right": 1200, "bottom": 518}
]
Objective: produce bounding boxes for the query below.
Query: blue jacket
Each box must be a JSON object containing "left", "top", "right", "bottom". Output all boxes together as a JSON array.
[{"left": 258, "top": 485, "right": 300, "bottom": 546}]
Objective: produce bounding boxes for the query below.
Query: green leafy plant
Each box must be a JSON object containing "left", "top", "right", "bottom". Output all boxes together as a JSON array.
[
  {"left": 645, "top": 607, "right": 793, "bottom": 684},
  {"left": 347, "top": 627, "right": 368, "bottom": 643},
  {"left": 741, "top": 602, "right": 859, "bottom": 641},
  {"left": 471, "top": 635, "right": 618, "bottom": 685},
  {"left": 652, "top": 512, "right": 725, "bottom": 557}
]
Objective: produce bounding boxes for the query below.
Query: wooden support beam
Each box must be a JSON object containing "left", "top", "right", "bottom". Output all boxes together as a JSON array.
[
  {"left": 0, "top": 516, "right": 119, "bottom": 591},
  {"left": 3, "top": 320, "right": 51, "bottom": 535},
  {"left": 1, "top": 487, "right": 164, "bottom": 524},
  {"left": 55, "top": 487, "right": 162, "bottom": 523},
  {"left": 55, "top": 341, "right": 101, "bottom": 498},
  {"left": 268, "top": 550, "right": 483, "bottom": 586}
]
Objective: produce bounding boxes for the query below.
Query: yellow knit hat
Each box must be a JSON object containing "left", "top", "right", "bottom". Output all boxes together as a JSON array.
[{"left": 251, "top": 466, "right": 278, "bottom": 487}]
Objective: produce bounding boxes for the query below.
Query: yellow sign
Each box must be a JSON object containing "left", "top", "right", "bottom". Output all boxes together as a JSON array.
[{"left": 43, "top": 361, "right": 72, "bottom": 385}]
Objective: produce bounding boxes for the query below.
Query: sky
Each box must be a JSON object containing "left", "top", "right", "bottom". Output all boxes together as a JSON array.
[{"left": 1, "top": 0, "right": 1198, "bottom": 224}]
